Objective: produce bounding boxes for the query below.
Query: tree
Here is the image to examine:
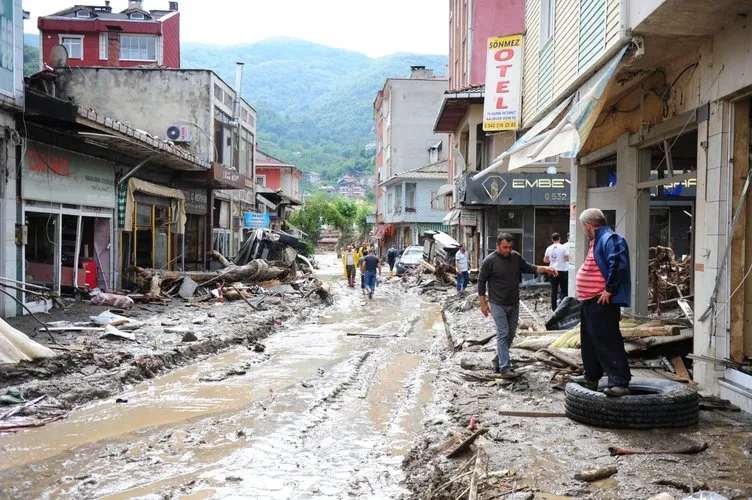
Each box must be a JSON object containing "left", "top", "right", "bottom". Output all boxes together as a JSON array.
[{"left": 287, "top": 194, "right": 374, "bottom": 252}]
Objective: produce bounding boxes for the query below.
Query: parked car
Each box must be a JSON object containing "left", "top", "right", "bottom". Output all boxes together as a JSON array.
[
  {"left": 396, "top": 245, "right": 424, "bottom": 276},
  {"left": 422, "top": 231, "right": 461, "bottom": 265}
]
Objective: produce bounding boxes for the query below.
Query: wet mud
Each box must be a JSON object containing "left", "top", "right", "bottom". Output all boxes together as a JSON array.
[
  {"left": 401, "top": 297, "right": 752, "bottom": 500},
  {"left": 0, "top": 255, "right": 450, "bottom": 499}
]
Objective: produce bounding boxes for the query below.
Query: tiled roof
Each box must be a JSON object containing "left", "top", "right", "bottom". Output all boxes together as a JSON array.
[
  {"left": 45, "top": 5, "right": 171, "bottom": 21},
  {"left": 255, "top": 149, "right": 293, "bottom": 167},
  {"left": 445, "top": 84, "right": 484, "bottom": 95}
]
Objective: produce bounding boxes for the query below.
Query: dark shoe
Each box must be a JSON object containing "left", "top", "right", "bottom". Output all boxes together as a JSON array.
[
  {"left": 368, "top": 291, "right": 373, "bottom": 299},
  {"left": 499, "top": 369, "right": 519, "bottom": 380},
  {"left": 602, "top": 386, "right": 631, "bottom": 397},
  {"left": 566, "top": 375, "right": 598, "bottom": 391}
]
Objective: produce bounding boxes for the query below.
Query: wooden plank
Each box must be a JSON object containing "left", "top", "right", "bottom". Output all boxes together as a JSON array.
[
  {"left": 621, "top": 325, "right": 681, "bottom": 338},
  {"left": 670, "top": 356, "right": 691, "bottom": 380},
  {"left": 730, "top": 98, "right": 749, "bottom": 362}
]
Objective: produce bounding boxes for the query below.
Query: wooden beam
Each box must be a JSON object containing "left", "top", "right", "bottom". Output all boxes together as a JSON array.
[{"left": 730, "top": 99, "right": 749, "bottom": 363}]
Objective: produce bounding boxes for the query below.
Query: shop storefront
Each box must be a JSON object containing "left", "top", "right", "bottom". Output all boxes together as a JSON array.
[
  {"left": 119, "top": 178, "right": 186, "bottom": 274},
  {"left": 182, "top": 188, "right": 208, "bottom": 271},
  {"left": 22, "top": 142, "right": 115, "bottom": 298},
  {"left": 461, "top": 172, "right": 570, "bottom": 268}
]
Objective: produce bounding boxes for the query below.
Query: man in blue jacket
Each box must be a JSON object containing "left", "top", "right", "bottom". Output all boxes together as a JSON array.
[{"left": 572, "top": 208, "right": 632, "bottom": 397}]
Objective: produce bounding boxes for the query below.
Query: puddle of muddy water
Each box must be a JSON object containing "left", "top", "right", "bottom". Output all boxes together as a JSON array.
[{"left": 0, "top": 253, "right": 446, "bottom": 499}]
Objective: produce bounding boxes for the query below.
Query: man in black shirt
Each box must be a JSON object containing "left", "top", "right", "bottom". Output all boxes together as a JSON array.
[
  {"left": 478, "top": 233, "right": 558, "bottom": 377},
  {"left": 361, "top": 250, "right": 381, "bottom": 300}
]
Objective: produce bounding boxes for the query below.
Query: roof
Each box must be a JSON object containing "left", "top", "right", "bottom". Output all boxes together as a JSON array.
[
  {"left": 255, "top": 149, "right": 293, "bottom": 168},
  {"left": 44, "top": 4, "right": 172, "bottom": 21},
  {"left": 434, "top": 86, "right": 486, "bottom": 133},
  {"left": 381, "top": 160, "right": 448, "bottom": 185}
]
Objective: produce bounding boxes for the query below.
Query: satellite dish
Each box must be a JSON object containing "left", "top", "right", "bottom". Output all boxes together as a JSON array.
[{"left": 48, "top": 45, "right": 68, "bottom": 68}]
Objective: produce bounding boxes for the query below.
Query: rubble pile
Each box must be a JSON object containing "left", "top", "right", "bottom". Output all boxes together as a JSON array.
[{"left": 648, "top": 246, "right": 691, "bottom": 311}]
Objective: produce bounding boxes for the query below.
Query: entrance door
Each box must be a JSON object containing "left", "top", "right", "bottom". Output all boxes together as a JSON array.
[
  {"left": 134, "top": 201, "right": 172, "bottom": 269},
  {"left": 534, "top": 208, "right": 570, "bottom": 264}
]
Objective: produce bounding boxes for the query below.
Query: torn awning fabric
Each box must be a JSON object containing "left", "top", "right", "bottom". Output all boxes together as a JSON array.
[
  {"left": 473, "top": 44, "right": 630, "bottom": 179},
  {"left": 123, "top": 178, "right": 187, "bottom": 234}
]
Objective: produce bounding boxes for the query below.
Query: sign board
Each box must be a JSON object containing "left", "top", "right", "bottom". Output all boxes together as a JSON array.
[
  {"left": 244, "top": 212, "right": 270, "bottom": 229},
  {"left": 182, "top": 188, "right": 208, "bottom": 215},
  {"left": 464, "top": 173, "right": 569, "bottom": 206},
  {"left": 212, "top": 164, "right": 246, "bottom": 189},
  {"left": 483, "top": 34, "right": 523, "bottom": 131},
  {"left": 459, "top": 210, "right": 477, "bottom": 227},
  {"left": 0, "top": 0, "right": 14, "bottom": 97},
  {"left": 24, "top": 142, "right": 116, "bottom": 208}
]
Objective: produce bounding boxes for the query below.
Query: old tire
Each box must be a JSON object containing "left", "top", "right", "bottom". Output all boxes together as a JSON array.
[{"left": 564, "top": 378, "right": 699, "bottom": 429}]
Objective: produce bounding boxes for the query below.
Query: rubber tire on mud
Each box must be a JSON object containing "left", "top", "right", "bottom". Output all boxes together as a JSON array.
[{"left": 564, "top": 378, "right": 699, "bottom": 429}]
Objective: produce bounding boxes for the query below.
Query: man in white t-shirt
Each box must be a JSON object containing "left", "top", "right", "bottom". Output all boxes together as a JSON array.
[
  {"left": 544, "top": 232, "right": 570, "bottom": 311},
  {"left": 455, "top": 243, "right": 469, "bottom": 291}
]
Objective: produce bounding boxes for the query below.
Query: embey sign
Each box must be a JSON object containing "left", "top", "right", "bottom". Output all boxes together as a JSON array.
[{"left": 464, "top": 173, "right": 569, "bottom": 206}]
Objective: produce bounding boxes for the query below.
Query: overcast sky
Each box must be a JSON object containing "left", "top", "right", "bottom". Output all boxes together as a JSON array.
[{"left": 23, "top": 0, "right": 449, "bottom": 57}]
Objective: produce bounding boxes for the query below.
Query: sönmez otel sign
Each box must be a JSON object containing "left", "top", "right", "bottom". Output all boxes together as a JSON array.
[{"left": 483, "top": 34, "right": 523, "bottom": 131}]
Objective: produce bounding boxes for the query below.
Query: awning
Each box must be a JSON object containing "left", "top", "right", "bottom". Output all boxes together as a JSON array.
[
  {"left": 473, "top": 45, "right": 629, "bottom": 179},
  {"left": 442, "top": 209, "right": 461, "bottom": 226},
  {"left": 433, "top": 87, "right": 485, "bottom": 133},
  {"left": 124, "top": 178, "right": 187, "bottom": 234},
  {"left": 434, "top": 183, "right": 453, "bottom": 199}
]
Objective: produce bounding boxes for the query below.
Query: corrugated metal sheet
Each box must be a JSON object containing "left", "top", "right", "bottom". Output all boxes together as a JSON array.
[
  {"left": 537, "top": 40, "right": 555, "bottom": 111},
  {"left": 553, "top": 0, "right": 579, "bottom": 97},
  {"left": 578, "top": 0, "right": 606, "bottom": 72},
  {"left": 522, "top": 0, "right": 542, "bottom": 126},
  {"left": 605, "top": 0, "right": 621, "bottom": 49}
]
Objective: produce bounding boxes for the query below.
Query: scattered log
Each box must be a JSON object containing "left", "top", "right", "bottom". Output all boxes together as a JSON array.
[
  {"left": 621, "top": 325, "right": 681, "bottom": 338},
  {"left": 670, "top": 356, "right": 692, "bottom": 381},
  {"left": 499, "top": 411, "right": 567, "bottom": 418},
  {"left": 608, "top": 442, "right": 708, "bottom": 456},
  {"left": 468, "top": 436, "right": 486, "bottom": 500},
  {"left": 446, "top": 428, "right": 488, "bottom": 458},
  {"left": 574, "top": 465, "right": 618, "bottom": 482},
  {"left": 230, "top": 285, "right": 261, "bottom": 310}
]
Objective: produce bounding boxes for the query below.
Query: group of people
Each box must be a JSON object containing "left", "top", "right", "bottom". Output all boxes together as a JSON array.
[
  {"left": 342, "top": 244, "right": 381, "bottom": 299},
  {"left": 477, "top": 207, "right": 632, "bottom": 398}
]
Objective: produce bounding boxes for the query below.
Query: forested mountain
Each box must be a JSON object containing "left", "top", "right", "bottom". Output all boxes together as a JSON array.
[{"left": 25, "top": 35, "right": 448, "bottom": 182}]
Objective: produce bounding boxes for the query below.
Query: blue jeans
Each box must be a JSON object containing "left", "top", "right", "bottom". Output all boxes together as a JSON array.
[
  {"left": 489, "top": 303, "right": 519, "bottom": 372},
  {"left": 364, "top": 270, "right": 377, "bottom": 293},
  {"left": 456, "top": 271, "right": 469, "bottom": 291}
]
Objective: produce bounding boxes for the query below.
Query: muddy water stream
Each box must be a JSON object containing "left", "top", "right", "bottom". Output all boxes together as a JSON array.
[{"left": 0, "top": 254, "right": 444, "bottom": 499}]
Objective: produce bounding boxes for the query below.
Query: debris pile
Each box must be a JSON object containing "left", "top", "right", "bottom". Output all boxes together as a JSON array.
[{"left": 649, "top": 246, "right": 692, "bottom": 312}]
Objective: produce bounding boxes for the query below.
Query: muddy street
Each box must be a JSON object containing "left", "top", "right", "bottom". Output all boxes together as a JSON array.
[{"left": 0, "top": 254, "right": 446, "bottom": 499}]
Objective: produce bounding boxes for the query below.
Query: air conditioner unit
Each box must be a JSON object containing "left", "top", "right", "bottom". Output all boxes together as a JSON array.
[{"left": 166, "top": 124, "right": 192, "bottom": 143}]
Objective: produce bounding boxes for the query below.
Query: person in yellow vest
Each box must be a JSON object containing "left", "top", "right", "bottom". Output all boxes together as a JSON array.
[{"left": 342, "top": 245, "right": 361, "bottom": 287}]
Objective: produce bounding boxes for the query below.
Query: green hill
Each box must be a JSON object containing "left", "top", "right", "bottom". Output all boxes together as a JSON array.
[{"left": 25, "top": 35, "right": 448, "bottom": 182}]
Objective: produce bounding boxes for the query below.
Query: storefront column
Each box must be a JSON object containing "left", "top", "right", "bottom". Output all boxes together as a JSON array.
[
  {"left": 204, "top": 188, "right": 213, "bottom": 269},
  {"left": 570, "top": 160, "right": 588, "bottom": 295},
  {"left": 694, "top": 101, "right": 731, "bottom": 396},
  {"left": 617, "top": 134, "right": 651, "bottom": 315}
]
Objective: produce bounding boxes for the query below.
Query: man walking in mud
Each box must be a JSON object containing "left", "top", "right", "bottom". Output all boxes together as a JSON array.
[
  {"left": 386, "top": 244, "right": 399, "bottom": 276},
  {"left": 570, "top": 208, "right": 632, "bottom": 397},
  {"left": 544, "top": 232, "right": 570, "bottom": 311},
  {"left": 478, "top": 234, "right": 558, "bottom": 377},
  {"left": 361, "top": 249, "right": 381, "bottom": 299}
]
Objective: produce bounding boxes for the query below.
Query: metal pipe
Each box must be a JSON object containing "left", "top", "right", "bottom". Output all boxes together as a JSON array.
[
  {"left": 233, "top": 62, "right": 245, "bottom": 124},
  {"left": 120, "top": 155, "right": 155, "bottom": 184}
]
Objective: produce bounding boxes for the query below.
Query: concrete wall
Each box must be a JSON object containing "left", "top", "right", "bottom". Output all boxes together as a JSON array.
[
  {"left": 1, "top": 0, "right": 27, "bottom": 317},
  {"left": 56, "top": 68, "right": 214, "bottom": 162},
  {"left": 470, "top": 0, "right": 526, "bottom": 86},
  {"left": 389, "top": 79, "right": 448, "bottom": 176}
]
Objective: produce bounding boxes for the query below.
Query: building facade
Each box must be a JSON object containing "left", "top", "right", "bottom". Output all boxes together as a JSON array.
[
  {"left": 374, "top": 67, "right": 449, "bottom": 248},
  {"left": 255, "top": 149, "right": 303, "bottom": 231},
  {"left": 37, "top": 0, "right": 180, "bottom": 69},
  {"left": 52, "top": 67, "right": 257, "bottom": 266},
  {"left": 379, "top": 161, "right": 452, "bottom": 250},
  {"left": 488, "top": 0, "right": 752, "bottom": 410},
  {"left": 0, "top": 0, "right": 27, "bottom": 317}
]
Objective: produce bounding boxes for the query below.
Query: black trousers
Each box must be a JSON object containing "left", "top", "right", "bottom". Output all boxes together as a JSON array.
[
  {"left": 580, "top": 298, "right": 631, "bottom": 387},
  {"left": 550, "top": 271, "right": 568, "bottom": 310}
]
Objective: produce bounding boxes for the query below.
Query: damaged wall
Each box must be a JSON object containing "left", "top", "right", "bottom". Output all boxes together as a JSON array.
[{"left": 55, "top": 68, "right": 215, "bottom": 163}]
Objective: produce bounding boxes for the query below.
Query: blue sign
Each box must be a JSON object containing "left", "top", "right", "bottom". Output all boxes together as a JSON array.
[{"left": 244, "top": 212, "right": 270, "bottom": 229}]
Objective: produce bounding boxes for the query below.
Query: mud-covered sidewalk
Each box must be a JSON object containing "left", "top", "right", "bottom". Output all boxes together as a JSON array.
[
  {"left": 402, "top": 288, "right": 752, "bottom": 500},
  {"left": 0, "top": 284, "right": 326, "bottom": 413}
]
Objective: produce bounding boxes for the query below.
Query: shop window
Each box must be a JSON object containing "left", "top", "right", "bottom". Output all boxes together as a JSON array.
[
  {"left": 588, "top": 159, "right": 617, "bottom": 188},
  {"left": 498, "top": 207, "right": 524, "bottom": 229},
  {"left": 133, "top": 201, "right": 172, "bottom": 270}
]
